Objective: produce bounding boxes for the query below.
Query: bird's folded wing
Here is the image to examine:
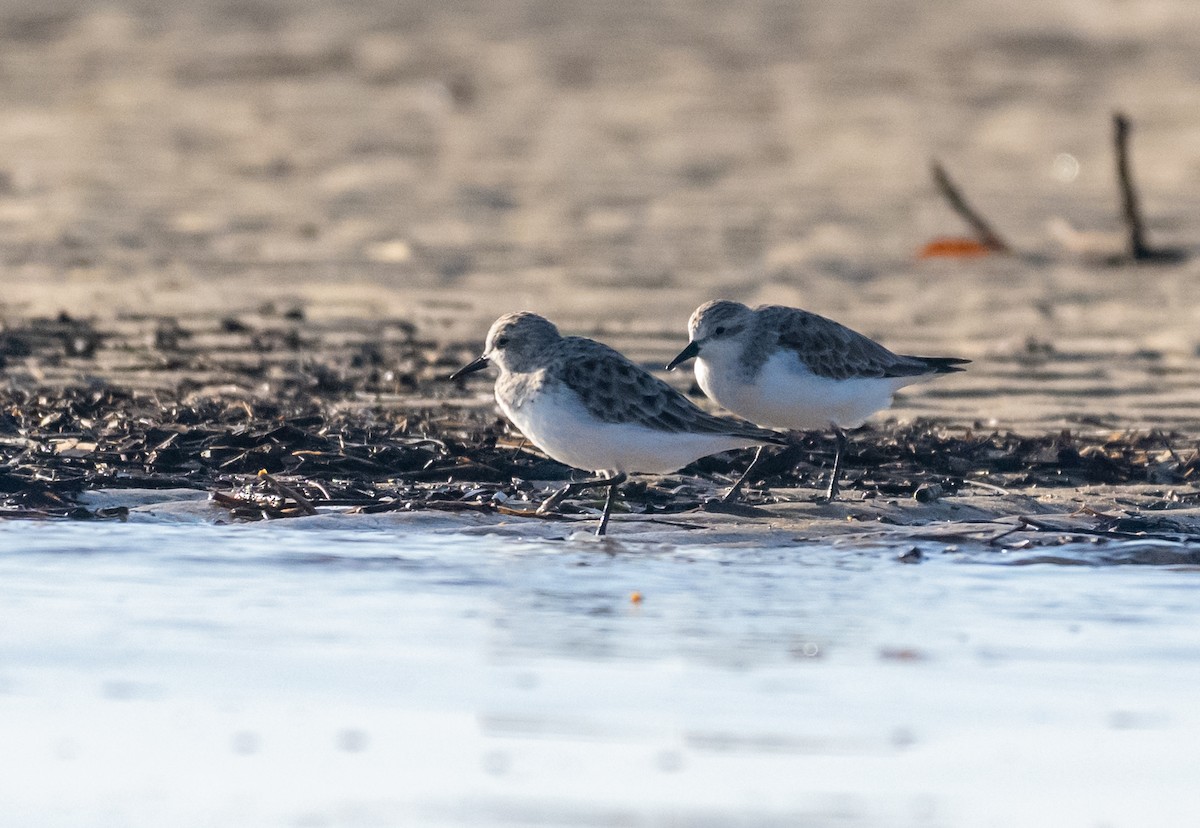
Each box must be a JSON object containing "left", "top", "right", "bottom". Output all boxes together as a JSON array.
[
  {"left": 558, "top": 338, "right": 780, "bottom": 440},
  {"left": 770, "top": 308, "right": 934, "bottom": 380}
]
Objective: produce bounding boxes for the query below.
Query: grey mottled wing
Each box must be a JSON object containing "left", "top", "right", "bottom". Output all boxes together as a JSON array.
[
  {"left": 556, "top": 337, "right": 783, "bottom": 442},
  {"left": 759, "top": 305, "right": 936, "bottom": 380}
]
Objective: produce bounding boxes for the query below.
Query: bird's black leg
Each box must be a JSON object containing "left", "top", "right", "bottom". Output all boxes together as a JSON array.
[
  {"left": 595, "top": 473, "right": 627, "bottom": 537},
  {"left": 538, "top": 472, "right": 628, "bottom": 536},
  {"left": 721, "top": 445, "right": 770, "bottom": 504},
  {"left": 821, "top": 427, "right": 849, "bottom": 502}
]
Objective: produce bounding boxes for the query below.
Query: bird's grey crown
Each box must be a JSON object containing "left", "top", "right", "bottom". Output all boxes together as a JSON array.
[
  {"left": 486, "top": 312, "right": 562, "bottom": 374},
  {"left": 688, "top": 299, "right": 752, "bottom": 339}
]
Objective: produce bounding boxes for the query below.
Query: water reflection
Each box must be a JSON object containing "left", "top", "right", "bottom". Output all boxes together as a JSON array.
[{"left": 0, "top": 521, "right": 1198, "bottom": 826}]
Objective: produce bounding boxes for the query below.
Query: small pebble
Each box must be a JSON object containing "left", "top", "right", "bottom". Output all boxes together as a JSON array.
[{"left": 914, "top": 483, "right": 943, "bottom": 503}]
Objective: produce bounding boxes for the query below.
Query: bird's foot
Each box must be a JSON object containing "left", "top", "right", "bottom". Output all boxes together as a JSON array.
[
  {"left": 814, "top": 483, "right": 841, "bottom": 505},
  {"left": 719, "top": 483, "right": 746, "bottom": 504}
]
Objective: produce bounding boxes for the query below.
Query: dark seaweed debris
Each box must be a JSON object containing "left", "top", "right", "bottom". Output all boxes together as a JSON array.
[
  {"left": 1, "top": 312, "right": 1199, "bottom": 521},
  {"left": 2, "top": 385, "right": 1198, "bottom": 522},
  {"left": 0, "top": 385, "right": 576, "bottom": 519}
]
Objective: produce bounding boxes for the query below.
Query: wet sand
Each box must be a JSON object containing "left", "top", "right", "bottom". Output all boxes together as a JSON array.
[{"left": 4, "top": 293, "right": 1200, "bottom": 551}]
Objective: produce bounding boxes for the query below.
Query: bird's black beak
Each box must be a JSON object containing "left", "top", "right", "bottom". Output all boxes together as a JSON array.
[
  {"left": 448, "top": 354, "right": 490, "bottom": 381},
  {"left": 665, "top": 341, "right": 700, "bottom": 371}
]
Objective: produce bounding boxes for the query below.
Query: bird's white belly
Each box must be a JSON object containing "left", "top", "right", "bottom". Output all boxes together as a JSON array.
[
  {"left": 499, "top": 385, "right": 758, "bottom": 475},
  {"left": 697, "top": 352, "right": 908, "bottom": 431}
]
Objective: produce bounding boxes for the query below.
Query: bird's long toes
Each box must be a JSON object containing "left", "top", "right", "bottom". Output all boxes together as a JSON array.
[{"left": 719, "top": 487, "right": 745, "bottom": 505}]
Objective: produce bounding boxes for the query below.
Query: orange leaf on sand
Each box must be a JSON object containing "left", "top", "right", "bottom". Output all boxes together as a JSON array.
[{"left": 917, "top": 237, "right": 993, "bottom": 259}]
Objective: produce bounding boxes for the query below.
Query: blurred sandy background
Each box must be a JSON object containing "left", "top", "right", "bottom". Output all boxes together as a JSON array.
[{"left": 2, "top": 0, "right": 1200, "bottom": 427}]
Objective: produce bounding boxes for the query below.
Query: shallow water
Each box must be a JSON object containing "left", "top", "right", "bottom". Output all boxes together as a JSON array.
[{"left": 2, "top": 521, "right": 1199, "bottom": 827}]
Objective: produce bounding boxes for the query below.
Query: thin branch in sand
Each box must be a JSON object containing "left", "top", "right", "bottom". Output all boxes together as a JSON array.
[
  {"left": 1112, "top": 112, "right": 1187, "bottom": 264},
  {"left": 986, "top": 523, "right": 1025, "bottom": 546},
  {"left": 929, "top": 160, "right": 1012, "bottom": 253},
  {"left": 959, "top": 478, "right": 1011, "bottom": 496},
  {"left": 257, "top": 470, "right": 319, "bottom": 515},
  {"left": 1114, "top": 112, "right": 1148, "bottom": 260},
  {"left": 1151, "top": 428, "right": 1184, "bottom": 466}
]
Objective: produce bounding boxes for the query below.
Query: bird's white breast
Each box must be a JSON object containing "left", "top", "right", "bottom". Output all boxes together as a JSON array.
[
  {"left": 696, "top": 350, "right": 910, "bottom": 431},
  {"left": 497, "top": 382, "right": 759, "bottom": 475}
]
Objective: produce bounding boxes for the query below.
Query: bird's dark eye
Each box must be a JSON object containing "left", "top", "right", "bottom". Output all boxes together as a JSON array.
[
  {"left": 495, "top": 336, "right": 510, "bottom": 348},
  {"left": 714, "top": 325, "right": 726, "bottom": 336}
]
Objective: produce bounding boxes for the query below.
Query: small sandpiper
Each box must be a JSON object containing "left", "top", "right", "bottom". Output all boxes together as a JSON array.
[
  {"left": 450, "top": 311, "right": 788, "bottom": 535},
  {"left": 667, "top": 300, "right": 968, "bottom": 502}
]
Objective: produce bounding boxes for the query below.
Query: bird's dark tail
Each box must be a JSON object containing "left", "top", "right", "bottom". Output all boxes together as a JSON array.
[{"left": 915, "top": 356, "right": 971, "bottom": 374}]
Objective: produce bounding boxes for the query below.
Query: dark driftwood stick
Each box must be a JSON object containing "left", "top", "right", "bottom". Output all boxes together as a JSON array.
[
  {"left": 1112, "top": 112, "right": 1186, "bottom": 264},
  {"left": 930, "top": 160, "right": 1011, "bottom": 253},
  {"left": 1114, "top": 112, "right": 1150, "bottom": 260},
  {"left": 258, "top": 471, "right": 319, "bottom": 515}
]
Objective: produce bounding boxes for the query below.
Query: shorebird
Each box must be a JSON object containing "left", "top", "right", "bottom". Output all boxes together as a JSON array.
[
  {"left": 450, "top": 312, "right": 787, "bottom": 535},
  {"left": 667, "top": 300, "right": 968, "bottom": 502}
]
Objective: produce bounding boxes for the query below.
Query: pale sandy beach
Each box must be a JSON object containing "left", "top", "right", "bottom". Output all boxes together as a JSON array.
[{"left": 3, "top": 0, "right": 1200, "bottom": 432}]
